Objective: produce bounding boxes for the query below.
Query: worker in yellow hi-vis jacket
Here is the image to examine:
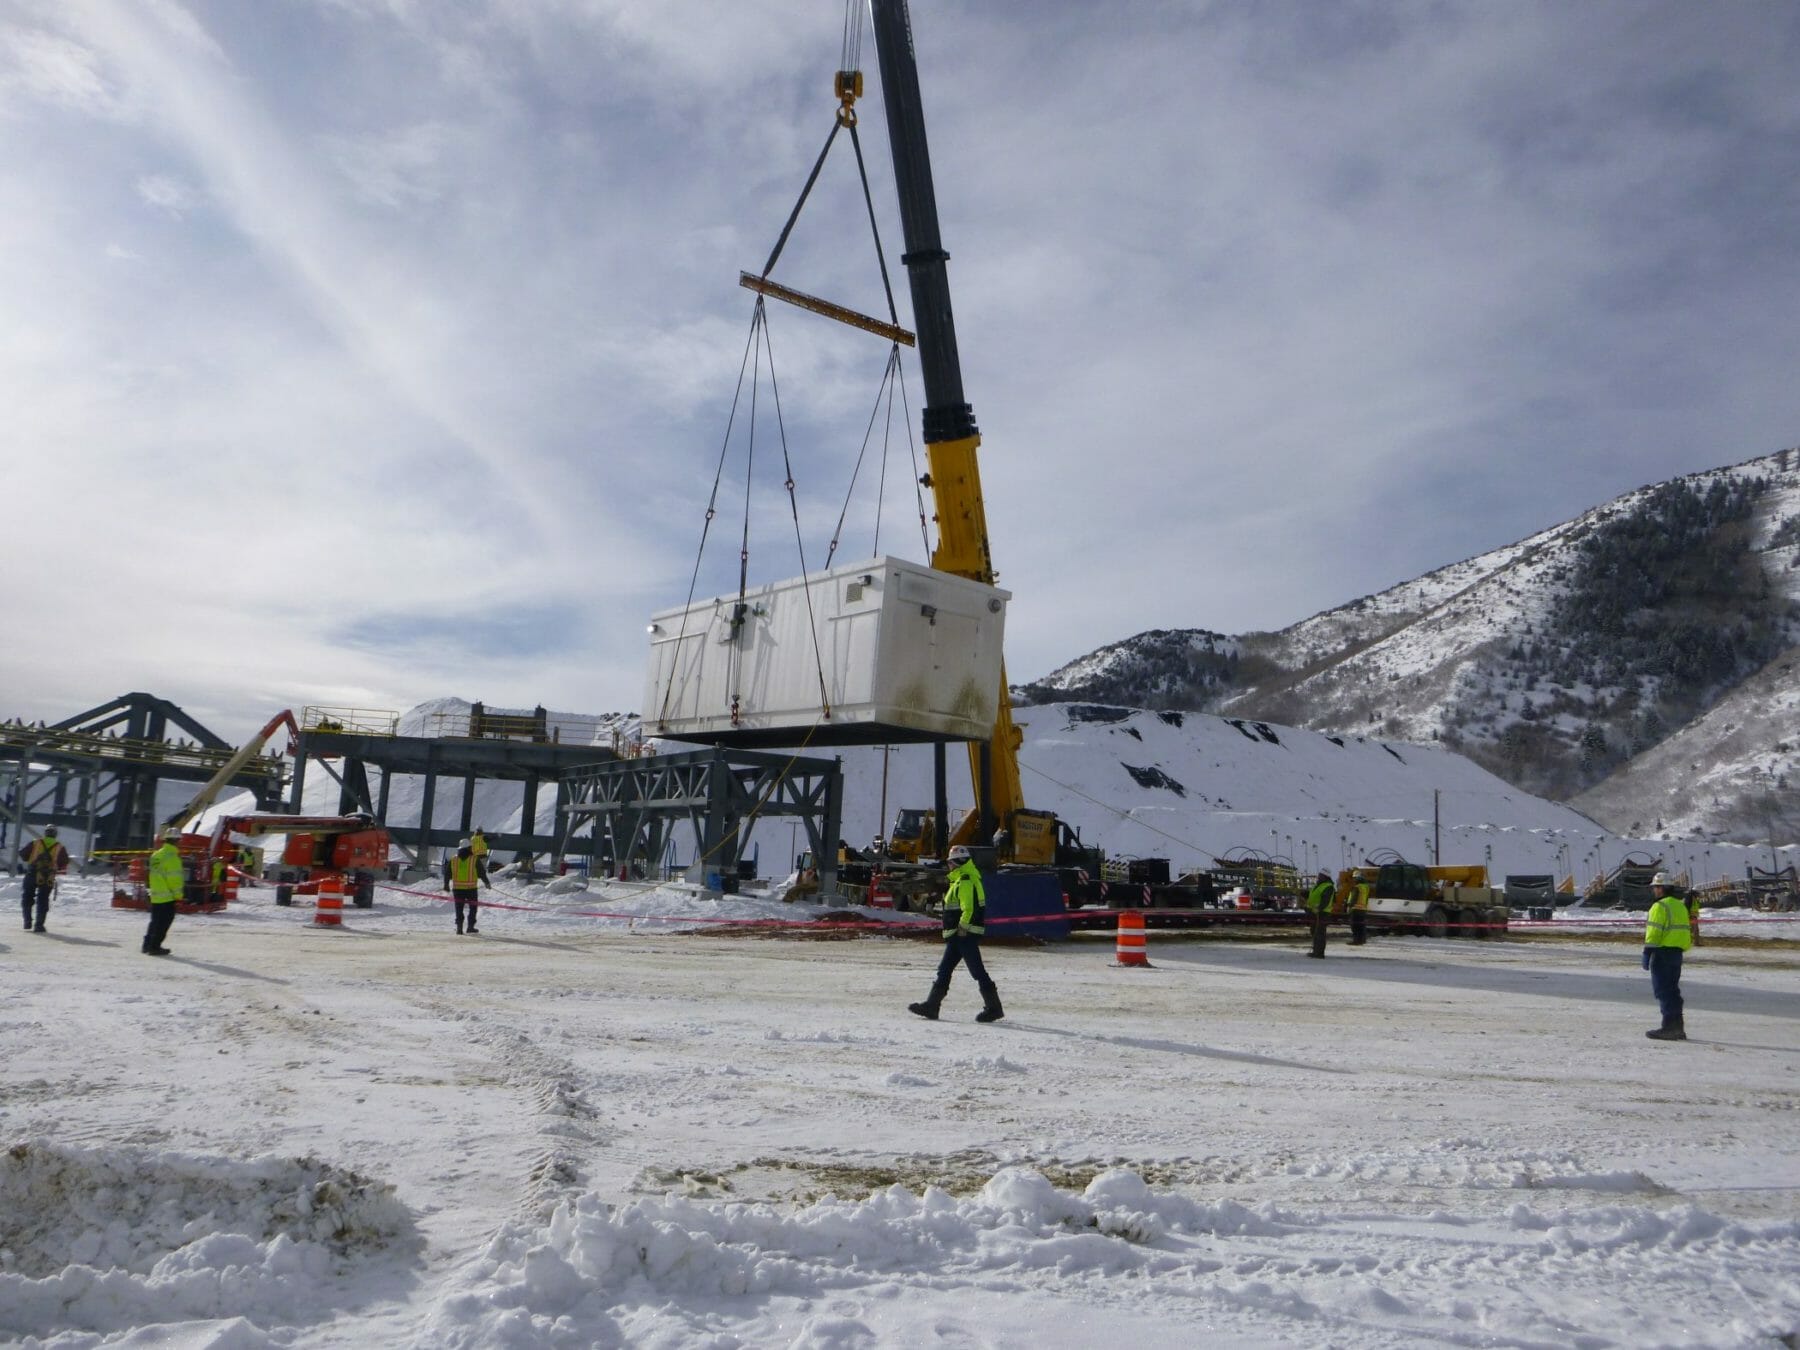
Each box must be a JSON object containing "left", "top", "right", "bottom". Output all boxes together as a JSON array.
[
  {"left": 1304, "top": 871, "right": 1336, "bottom": 958},
  {"left": 20, "top": 827, "right": 69, "bottom": 933},
  {"left": 908, "top": 846, "right": 1003, "bottom": 1023},
  {"left": 143, "top": 828, "right": 183, "bottom": 956},
  {"left": 443, "top": 838, "right": 491, "bottom": 935},
  {"left": 1642, "top": 872, "right": 1695, "bottom": 1041}
]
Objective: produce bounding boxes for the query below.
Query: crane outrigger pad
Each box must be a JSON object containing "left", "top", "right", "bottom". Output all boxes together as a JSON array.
[{"left": 645, "top": 556, "right": 1007, "bottom": 749}]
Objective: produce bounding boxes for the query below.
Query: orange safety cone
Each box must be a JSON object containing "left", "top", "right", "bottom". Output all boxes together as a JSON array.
[
  {"left": 1114, "top": 909, "right": 1151, "bottom": 967},
  {"left": 314, "top": 873, "right": 345, "bottom": 928}
]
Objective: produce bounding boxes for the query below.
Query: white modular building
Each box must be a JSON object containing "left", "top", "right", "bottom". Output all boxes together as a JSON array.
[{"left": 643, "top": 557, "right": 1009, "bottom": 749}]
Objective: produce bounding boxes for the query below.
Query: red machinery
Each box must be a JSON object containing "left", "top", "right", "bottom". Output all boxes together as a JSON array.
[
  {"left": 228, "top": 813, "right": 391, "bottom": 908},
  {"left": 111, "top": 813, "right": 391, "bottom": 912}
]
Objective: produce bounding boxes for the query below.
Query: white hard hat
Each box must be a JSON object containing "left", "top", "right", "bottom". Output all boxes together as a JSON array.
[
  {"left": 163, "top": 827, "right": 181, "bottom": 842},
  {"left": 458, "top": 837, "right": 472, "bottom": 849},
  {"left": 948, "top": 845, "right": 972, "bottom": 862},
  {"left": 1651, "top": 872, "right": 1671, "bottom": 886}
]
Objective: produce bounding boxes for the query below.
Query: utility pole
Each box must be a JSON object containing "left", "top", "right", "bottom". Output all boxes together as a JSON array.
[{"left": 1433, "top": 789, "right": 1441, "bottom": 866}]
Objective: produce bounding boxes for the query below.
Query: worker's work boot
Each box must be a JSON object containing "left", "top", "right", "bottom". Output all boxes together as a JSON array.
[
  {"left": 975, "top": 983, "right": 1004, "bottom": 1023},
  {"left": 1646, "top": 1017, "right": 1687, "bottom": 1042},
  {"left": 908, "top": 983, "right": 948, "bottom": 1021}
]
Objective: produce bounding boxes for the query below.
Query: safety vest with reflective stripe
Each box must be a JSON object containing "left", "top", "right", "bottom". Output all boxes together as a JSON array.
[
  {"left": 941, "top": 860, "right": 986, "bottom": 937},
  {"left": 450, "top": 853, "right": 483, "bottom": 889},
  {"left": 1349, "top": 882, "right": 1371, "bottom": 911},
  {"left": 1644, "top": 894, "right": 1693, "bottom": 950},
  {"left": 1305, "top": 880, "right": 1336, "bottom": 914},
  {"left": 148, "top": 842, "right": 184, "bottom": 906}
]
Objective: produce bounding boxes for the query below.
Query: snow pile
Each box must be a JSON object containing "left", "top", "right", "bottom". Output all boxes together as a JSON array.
[
  {"left": 0, "top": 1141, "right": 418, "bottom": 1341},
  {"left": 415, "top": 1165, "right": 1800, "bottom": 1347},
  {"left": 419, "top": 1166, "right": 1290, "bottom": 1346}
]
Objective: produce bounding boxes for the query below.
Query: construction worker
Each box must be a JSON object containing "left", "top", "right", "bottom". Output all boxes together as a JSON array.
[
  {"left": 908, "top": 845, "right": 1003, "bottom": 1023},
  {"left": 470, "top": 829, "right": 490, "bottom": 865},
  {"left": 1348, "top": 876, "right": 1371, "bottom": 945},
  {"left": 20, "top": 826, "right": 70, "bottom": 932},
  {"left": 1642, "top": 871, "right": 1695, "bottom": 1041},
  {"left": 143, "top": 827, "right": 183, "bottom": 956},
  {"left": 443, "top": 837, "right": 490, "bottom": 934},
  {"left": 1304, "top": 870, "right": 1335, "bottom": 958}
]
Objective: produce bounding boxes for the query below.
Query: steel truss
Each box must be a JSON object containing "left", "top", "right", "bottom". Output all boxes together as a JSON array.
[
  {"left": 560, "top": 747, "right": 843, "bottom": 891},
  {"left": 2, "top": 693, "right": 286, "bottom": 859}
]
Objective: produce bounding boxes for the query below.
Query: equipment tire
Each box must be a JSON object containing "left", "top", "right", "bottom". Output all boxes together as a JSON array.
[
  {"left": 353, "top": 874, "right": 375, "bottom": 908},
  {"left": 1423, "top": 904, "right": 1449, "bottom": 939},
  {"left": 275, "top": 884, "right": 293, "bottom": 907}
]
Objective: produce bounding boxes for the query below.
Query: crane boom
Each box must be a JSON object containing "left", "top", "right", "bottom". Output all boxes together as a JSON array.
[
  {"left": 160, "top": 709, "right": 298, "bottom": 835},
  {"left": 868, "top": 0, "right": 1026, "bottom": 847}
]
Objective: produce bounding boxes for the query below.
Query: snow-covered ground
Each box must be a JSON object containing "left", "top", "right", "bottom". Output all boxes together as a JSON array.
[{"left": 5, "top": 871, "right": 1798, "bottom": 1348}]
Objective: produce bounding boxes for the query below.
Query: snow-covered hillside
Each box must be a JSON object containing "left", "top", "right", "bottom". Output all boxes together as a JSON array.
[
  {"left": 1573, "top": 645, "right": 1800, "bottom": 841},
  {"left": 1020, "top": 446, "right": 1800, "bottom": 844}
]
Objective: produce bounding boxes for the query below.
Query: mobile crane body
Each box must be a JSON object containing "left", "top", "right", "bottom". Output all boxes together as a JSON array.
[{"left": 867, "top": 0, "right": 1075, "bottom": 872}]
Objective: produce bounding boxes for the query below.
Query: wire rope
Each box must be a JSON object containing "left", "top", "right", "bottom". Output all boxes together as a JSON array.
[{"left": 656, "top": 308, "right": 764, "bottom": 731}]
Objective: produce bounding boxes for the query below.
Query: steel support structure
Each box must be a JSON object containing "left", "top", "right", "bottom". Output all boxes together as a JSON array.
[
  {"left": 290, "top": 726, "right": 607, "bottom": 866},
  {"left": 2, "top": 693, "right": 287, "bottom": 858},
  {"left": 560, "top": 747, "right": 843, "bottom": 892}
]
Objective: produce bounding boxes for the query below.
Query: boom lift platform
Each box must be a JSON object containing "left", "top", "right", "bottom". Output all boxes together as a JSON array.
[{"left": 110, "top": 812, "right": 391, "bottom": 913}]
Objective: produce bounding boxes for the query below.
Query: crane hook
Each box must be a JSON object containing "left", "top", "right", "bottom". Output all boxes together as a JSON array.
[{"left": 835, "top": 69, "right": 862, "bottom": 127}]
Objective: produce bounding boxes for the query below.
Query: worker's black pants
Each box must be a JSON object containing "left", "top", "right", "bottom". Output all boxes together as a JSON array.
[
  {"left": 143, "top": 903, "right": 176, "bottom": 952},
  {"left": 935, "top": 933, "right": 994, "bottom": 992},
  {"left": 22, "top": 879, "right": 50, "bottom": 929},
  {"left": 453, "top": 889, "right": 480, "bottom": 932},
  {"left": 1648, "top": 947, "right": 1684, "bottom": 1022},
  {"left": 1309, "top": 911, "right": 1328, "bottom": 957},
  {"left": 1349, "top": 910, "right": 1368, "bottom": 945}
]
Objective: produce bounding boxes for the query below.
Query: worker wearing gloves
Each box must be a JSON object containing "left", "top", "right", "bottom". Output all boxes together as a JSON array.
[
  {"left": 1642, "top": 872, "right": 1695, "bottom": 1041},
  {"left": 444, "top": 837, "right": 491, "bottom": 935},
  {"left": 20, "top": 826, "right": 69, "bottom": 933},
  {"left": 1348, "top": 877, "right": 1372, "bottom": 945},
  {"left": 908, "top": 845, "right": 1003, "bottom": 1023},
  {"left": 1304, "top": 871, "right": 1336, "bottom": 958},
  {"left": 143, "top": 827, "right": 184, "bottom": 956}
]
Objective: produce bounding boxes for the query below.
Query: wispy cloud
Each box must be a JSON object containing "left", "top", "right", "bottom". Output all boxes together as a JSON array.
[
  {"left": 3, "top": 0, "right": 1798, "bottom": 739},
  {"left": 134, "top": 171, "right": 197, "bottom": 214}
]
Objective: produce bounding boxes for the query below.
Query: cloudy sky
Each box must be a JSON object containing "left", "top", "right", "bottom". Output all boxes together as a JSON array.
[{"left": 4, "top": 0, "right": 1798, "bottom": 742}]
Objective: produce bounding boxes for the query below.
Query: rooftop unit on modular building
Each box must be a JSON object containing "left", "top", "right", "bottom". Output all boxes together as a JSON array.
[{"left": 643, "top": 556, "right": 1009, "bottom": 750}]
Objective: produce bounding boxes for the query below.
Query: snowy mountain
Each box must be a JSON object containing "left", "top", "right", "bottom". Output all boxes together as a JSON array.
[{"left": 1017, "top": 447, "right": 1800, "bottom": 845}]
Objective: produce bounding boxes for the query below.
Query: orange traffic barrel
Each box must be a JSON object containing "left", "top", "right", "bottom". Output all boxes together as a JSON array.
[
  {"left": 222, "top": 870, "right": 240, "bottom": 905},
  {"left": 1114, "top": 909, "right": 1151, "bottom": 967},
  {"left": 314, "top": 874, "right": 345, "bottom": 927}
]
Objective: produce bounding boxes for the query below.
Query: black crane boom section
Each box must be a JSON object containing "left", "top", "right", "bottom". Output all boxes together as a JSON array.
[{"left": 869, "top": 0, "right": 978, "bottom": 446}]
